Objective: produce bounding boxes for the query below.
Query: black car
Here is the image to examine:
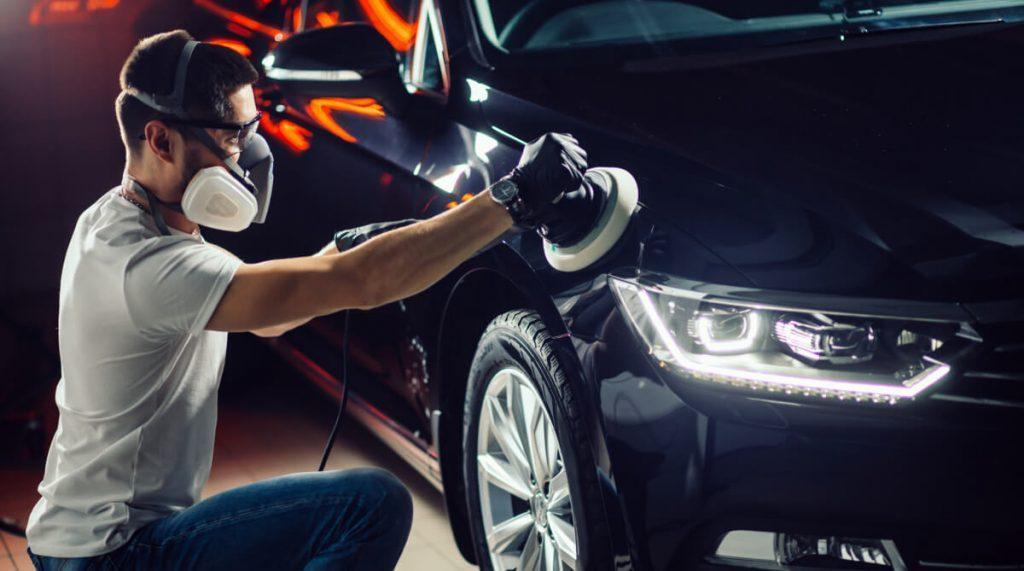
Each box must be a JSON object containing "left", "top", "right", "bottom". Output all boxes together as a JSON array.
[{"left": 187, "top": 0, "right": 1024, "bottom": 568}]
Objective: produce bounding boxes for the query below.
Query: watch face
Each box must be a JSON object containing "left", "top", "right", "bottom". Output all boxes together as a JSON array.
[{"left": 491, "top": 179, "right": 518, "bottom": 203}]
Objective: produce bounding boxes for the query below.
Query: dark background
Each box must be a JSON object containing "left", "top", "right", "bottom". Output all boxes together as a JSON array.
[{"left": 1, "top": 0, "right": 151, "bottom": 463}]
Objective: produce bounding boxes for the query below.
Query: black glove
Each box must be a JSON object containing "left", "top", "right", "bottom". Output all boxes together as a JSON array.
[
  {"left": 333, "top": 219, "right": 418, "bottom": 251},
  {"left": 508, "top": 132, "right": 588, "bottom": 221}
]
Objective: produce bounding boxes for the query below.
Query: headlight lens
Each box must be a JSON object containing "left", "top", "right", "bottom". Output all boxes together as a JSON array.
[{"left": 610, "top": 277, "right": 960, "bottom": 404}]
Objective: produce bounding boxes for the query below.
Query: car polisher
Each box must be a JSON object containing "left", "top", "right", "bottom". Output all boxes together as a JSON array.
[{"left": 538, "top": 167, "right": 639, "bottom": 272}]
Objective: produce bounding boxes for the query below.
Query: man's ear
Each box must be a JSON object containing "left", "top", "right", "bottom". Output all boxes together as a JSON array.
[{"left": 143, "top": 120, "right": 178, "bottom": 164}]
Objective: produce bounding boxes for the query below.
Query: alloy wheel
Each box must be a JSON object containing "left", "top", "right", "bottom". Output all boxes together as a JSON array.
[{"left": 476, "top": 367, "right": 578, "bottom": 570}]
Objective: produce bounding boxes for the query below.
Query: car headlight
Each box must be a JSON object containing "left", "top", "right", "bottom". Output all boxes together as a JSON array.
[{"left": 610, "top": 277, "right": 965, "bottom": 405}]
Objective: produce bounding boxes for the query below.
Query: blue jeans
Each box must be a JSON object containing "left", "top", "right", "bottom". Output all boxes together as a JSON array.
[{"left": 26, "top": 467, "right": 413, "bottom": 570}]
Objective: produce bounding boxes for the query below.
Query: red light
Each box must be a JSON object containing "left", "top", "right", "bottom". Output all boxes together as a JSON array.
[
  {"left": 85, "top": 0, "right": 118, "bottom": 9},
  {"left": 379, "top": 173, "right": 393, "bottom": 187},
  {"left": 306, "top": 97, "right": 386, "bottom": 144},
  {"left": 207, "top": 37, "right": 253, "bottom": 58},
  {"left": 291, "top": 6, "right": 302, "bottom": 32},
  {"left": 356, "top": 0, "right": 416, "bottom": 51},
  {"left": 193, "top": 0, "right": 284, "bottom": 39}
]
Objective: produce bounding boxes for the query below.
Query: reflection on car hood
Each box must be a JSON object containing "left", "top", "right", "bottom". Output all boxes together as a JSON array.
[{"left": 522, "top": 23, "right": 1024, "bottom": 305}]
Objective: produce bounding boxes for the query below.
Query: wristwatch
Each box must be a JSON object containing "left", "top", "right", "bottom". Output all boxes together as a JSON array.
[{"left": 489, "top": 174, "right": 532, "bottom": 228}]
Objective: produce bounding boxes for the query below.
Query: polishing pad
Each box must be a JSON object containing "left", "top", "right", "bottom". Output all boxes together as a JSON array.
[{"left": 543, "top": 167, "right": 639, "bottom": 272}]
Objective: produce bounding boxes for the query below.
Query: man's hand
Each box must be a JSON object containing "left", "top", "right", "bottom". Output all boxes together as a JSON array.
[{"left": 509, "top": 132, "right": 588, "bottom": 221}]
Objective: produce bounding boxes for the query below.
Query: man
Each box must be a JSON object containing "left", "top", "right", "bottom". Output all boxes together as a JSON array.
[{"left": 24, "top": 29, "right": 587, "bottom": 570}]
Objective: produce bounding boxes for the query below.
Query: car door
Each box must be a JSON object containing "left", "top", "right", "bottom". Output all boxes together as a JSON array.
[{"left": 254, "top": 0, "right": 469, "bottom": 466}]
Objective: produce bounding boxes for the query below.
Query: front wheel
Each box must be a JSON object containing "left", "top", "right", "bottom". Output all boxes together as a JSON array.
[{"left": 463, "top": 311, "right": 609, "bottom": 570}]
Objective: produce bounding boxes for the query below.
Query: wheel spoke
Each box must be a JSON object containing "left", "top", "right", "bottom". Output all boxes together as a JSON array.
[
  {"left": 527, "top": 408, "right": 557, "bottom": 487},
  {"left": 485, "top": 394, "right": 532, "bottom": 484},
  {"left": 508, "top": 377, "right": 537, "bottom": 480},
  {"left": 517, "top": 529, "right": 542, "bottom": 571},
  {"left": 548, "top": 513, "right": 578, "bottom": 569},
  {"left": 547, "top": 468, "right": 570, "bottom": 511},
  {"left": 544, "top": 420, "right": 559, "bottom": 480},
  {"left": 478, "top": 453, "right": 532, "bottom": 500},
  {"left": 487, "top": 511, "right": 534, "bottom": 556},
  {"left": 543, "top": 533, "right": 558, "bottom": 571}
]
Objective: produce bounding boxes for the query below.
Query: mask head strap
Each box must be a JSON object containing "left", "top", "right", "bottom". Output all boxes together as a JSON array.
[{"left": 125, "top": 40, "right": 199, "bottom": 117}]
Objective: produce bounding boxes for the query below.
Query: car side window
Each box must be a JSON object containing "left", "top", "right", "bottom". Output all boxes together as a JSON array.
[{"left": 407, "top": 0, "right": 449, "bottom": 99}]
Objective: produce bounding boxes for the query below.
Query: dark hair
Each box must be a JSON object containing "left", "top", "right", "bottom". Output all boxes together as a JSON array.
[{"left": 116, "top": 29, "right": 259, "bottom": 155}]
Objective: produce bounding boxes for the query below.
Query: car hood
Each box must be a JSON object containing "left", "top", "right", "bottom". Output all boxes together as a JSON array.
[{"left": 503, "top": 23, "right": 1024, "bottom": 305}]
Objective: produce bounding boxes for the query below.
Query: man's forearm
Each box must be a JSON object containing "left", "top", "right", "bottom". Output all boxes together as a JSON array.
[
  {"left": 314, "top": 190, "right": 513, "bottom": 314},
  {"left": 207, "top": 132, "right": 583, "bottom": 334}
]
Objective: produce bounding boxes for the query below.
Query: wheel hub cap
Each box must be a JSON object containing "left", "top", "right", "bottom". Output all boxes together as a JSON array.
[{"left": 531, "top": 493, "right": 548, "bottom": 531}]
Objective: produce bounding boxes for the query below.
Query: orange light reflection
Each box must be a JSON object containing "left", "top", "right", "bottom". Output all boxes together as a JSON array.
[
  {"left": 226, "top": 22, "right": 254, "bottom": 37},
  {"left": 192, "top": 0, "right": 284, "bottom": 39},
  {"left": 207, "top": 37, "right": 253, "bottom": 58},
  {"left": 260, "top": 115, "right": 312, "bottom": 154},
  {"left": 356, "top": 0, "right": 416, "bottom": 51},
  {"left": 306, "top": 97, "right": 386, "bottom": 144},
  {"left": 29, "top": 0, "right": 119, "bottom": 25},
  {"left": 49, "top": 0, "right": 80, "bottom": 12},
  {"left": 315, "top": 11, "right": 340, "bottom": 28}
]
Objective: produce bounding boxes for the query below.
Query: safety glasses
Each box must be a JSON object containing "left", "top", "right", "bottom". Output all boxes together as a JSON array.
[{"left": 138, "top": 111, "right": 263, "bottom": 152}]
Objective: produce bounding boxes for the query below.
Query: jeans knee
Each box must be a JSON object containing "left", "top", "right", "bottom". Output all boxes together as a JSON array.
[{"left": 355, "top": 468, "right": 413, "bottom": 532}]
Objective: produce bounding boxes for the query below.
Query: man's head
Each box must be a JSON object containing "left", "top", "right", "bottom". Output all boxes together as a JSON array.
[{"left": 117, "top": 30, "right": 259, "bottom": 206}]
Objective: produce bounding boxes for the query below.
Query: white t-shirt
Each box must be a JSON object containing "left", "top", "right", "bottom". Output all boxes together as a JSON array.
[{"left": 26, "top": 186, "right": 243, "bottom": 557}]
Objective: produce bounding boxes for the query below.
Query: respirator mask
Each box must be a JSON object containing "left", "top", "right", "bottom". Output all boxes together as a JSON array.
[{"left": 122, "top": 40, "right": 274, "bottom": 235}]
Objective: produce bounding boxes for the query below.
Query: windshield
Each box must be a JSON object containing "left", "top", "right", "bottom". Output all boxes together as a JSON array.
[{"left": 472, "top": 0, "right": 1024, "bottom": 52}]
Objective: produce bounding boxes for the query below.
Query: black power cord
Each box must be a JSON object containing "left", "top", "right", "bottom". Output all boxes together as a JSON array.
[{"left": 317, "top": 309, "right": 351, "bottom": 472}]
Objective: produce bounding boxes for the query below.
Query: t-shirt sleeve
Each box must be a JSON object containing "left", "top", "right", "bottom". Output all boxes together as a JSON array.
[{"left": 124, "top": 239, "right": 243, "bottom": 338}]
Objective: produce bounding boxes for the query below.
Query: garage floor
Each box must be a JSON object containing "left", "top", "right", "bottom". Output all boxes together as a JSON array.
[{"left": 0, "top": 342, "right": 475, "bottom": 571}]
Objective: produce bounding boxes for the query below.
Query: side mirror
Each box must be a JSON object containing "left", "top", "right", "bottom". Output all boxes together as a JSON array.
[{"left": 263, "top": 23, "right": 408, "bottom": 115}]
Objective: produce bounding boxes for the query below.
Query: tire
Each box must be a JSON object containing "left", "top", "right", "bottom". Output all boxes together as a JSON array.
[{"left": 463, "top": 310, "right": 610, "bottom": 570}]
